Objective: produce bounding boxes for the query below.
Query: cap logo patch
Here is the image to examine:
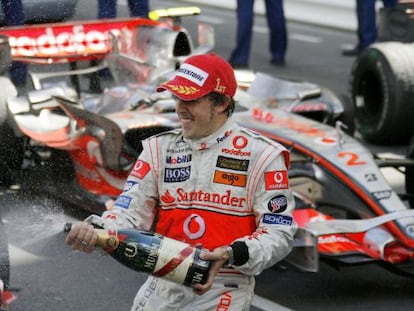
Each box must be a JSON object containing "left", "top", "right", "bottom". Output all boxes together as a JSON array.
[
  {"left": 176, "top": 63, "right": 209, "bottom": 86},
  {"left": 167, "top": 84, "right": 200, "bottom": 96},
  {"left": 214, "top": 78, "right": 226, "bottom": 93}
]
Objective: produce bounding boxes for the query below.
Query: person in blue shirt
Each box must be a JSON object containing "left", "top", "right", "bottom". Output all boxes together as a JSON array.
[
  {"left": 98, "top": 0, "right": 149, "bottom": 19},
  {"left": 342, "top": 0, "right": 397, "bottom": 56},
  {"left": 1, "top": 0, "right": 27, "bottom": 87},
  {"left": 229, "top": 0, "right": 287, "bottom": 68}
]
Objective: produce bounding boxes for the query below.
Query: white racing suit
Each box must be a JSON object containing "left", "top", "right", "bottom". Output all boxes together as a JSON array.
[{"left": 99, "top": 117, "right": 297, "bottom": 311}]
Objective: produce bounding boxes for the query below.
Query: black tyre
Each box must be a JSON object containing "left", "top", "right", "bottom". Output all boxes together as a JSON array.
[{"left": 350, "top": 42, "right": 414, "bottom": 145}]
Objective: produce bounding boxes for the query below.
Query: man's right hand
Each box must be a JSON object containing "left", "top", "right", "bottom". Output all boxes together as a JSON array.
[{"left": 65, "top": 222, "right": 98, "bottom": 253}]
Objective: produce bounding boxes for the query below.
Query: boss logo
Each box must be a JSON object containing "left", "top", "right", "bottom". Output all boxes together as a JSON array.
[{"left": 164, "top": 166, "right": 191, "bottom": 182}]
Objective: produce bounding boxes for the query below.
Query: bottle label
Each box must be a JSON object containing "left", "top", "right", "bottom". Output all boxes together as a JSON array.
[
  {"left": 112, "top": 231, "right": 161, "bottom": 274},
  {"left": 109, "top": 230, "right": 210, "bottom": 287},
  {"left": 153, "top": 237, "right": 196, "bottom": 284}
]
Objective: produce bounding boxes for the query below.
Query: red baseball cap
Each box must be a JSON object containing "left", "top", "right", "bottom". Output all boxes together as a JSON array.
[{"left": 156, "top": 53, "right": 237, "bottom": 100}]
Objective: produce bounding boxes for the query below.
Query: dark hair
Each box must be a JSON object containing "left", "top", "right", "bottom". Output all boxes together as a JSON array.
[{"left": 206, "top": 92, "right": 235, "bottom": 117}]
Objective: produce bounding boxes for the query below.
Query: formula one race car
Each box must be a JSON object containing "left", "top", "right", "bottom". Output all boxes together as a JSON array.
[{"left": 1, "top": 9, "right": 414, "bottom": 279}]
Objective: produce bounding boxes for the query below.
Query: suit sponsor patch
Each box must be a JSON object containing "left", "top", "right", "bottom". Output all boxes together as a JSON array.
[
  {"left": 262, "top": 214, "right": 293, "bottom": 226},
  {"left": 130, "top": 160, "right": 150, "bottom": 179},
  {"left": 213, "top": 170, "right": 247, "bottom": 187},
  {"left": 114, "top": 195, "right": 132, "bottom": 209},
  {"left": 166, "top": 154, "right": 192, "bottom": 164},
  {"left": 164, "top": 166, "right": 191, "bottom": 182},
  {"left": 264, "top": 170, "right": 289, "bottom": 190},
  {"left": 123, "top": 181, "right": 138, "bottom": 192},
  {"left": 216, "top": 156, "right": 249, "bottom": 171},
  {"left": 268, "top": 195, "right": 288, "bottom": 213}
]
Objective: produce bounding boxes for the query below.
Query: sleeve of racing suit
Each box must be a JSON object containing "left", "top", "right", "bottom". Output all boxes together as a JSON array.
[
  {"left": 231, "top": 146, "right": 297, "bottom": 276},
  {"left": 95, "top": 137, "right": 160, "bottom": 231}
]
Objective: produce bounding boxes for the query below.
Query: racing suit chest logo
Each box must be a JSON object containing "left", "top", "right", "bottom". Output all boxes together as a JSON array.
[
  {"left": 233, "top": 135, "right": 248, "bottom": 149},
  {"left": 214, "top": 170, "right": 247, "bottom": 187},
  {"left": 216, "top": 156, "right": 249, "bottom": 171},
  {"left": 166, "top": 154, "right": 192, "bottom": 164},
  {"left": 183, "top": 214, "right": 206, "bottom": 240},
  {"left": 221, "top": 136, "right": 251, "bottom": 157},
  {"left": 160, "top": 188, "right": 246, "bottom": 208},
  {"left": 164, "top": 166, "right": 191, "bottom": 182}
]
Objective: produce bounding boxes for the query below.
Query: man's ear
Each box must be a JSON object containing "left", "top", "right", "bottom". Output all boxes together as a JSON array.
[{"left": 216, "top": 96, "right": 231, "bottom": 113}]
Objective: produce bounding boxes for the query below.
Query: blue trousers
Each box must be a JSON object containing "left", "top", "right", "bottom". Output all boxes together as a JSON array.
[
  {"left": 356, "top": 0, "right": 397, "bottom": 48},
  {"left": 1, "top": 0, "right": 27, "bottom": 86},
  {"left": 229, "top": 0, "right": 287, "bottom": 65},
  {"left": 98, "top": 0, "right": 149, "bottom": 18}
]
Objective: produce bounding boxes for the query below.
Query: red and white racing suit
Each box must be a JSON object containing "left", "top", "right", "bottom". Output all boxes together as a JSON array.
[{"left": 99, "top": 117, "right": 297, "bottom": 311}]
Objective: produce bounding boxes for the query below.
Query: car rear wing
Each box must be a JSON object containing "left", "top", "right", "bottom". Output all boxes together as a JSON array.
[{"left": 0, "top": 6, "right": 204, "bottom": 64}]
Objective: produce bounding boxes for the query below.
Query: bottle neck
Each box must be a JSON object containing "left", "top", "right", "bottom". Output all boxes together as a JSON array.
[{"left": 95, "top": 229, "right": 119, "bottom": 250}]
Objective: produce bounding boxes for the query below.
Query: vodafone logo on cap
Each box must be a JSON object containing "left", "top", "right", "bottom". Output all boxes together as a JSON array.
[{"left": 264, "top": 170, "right": 289, "bottom": 190}]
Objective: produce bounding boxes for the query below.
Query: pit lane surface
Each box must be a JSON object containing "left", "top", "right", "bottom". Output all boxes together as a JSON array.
[{"left": 2, "top": 1, "right": 412, "bottom": 310}]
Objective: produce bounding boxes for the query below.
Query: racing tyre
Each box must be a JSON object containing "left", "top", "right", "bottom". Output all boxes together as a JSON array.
[{"left": 350, "top": 42, "right": 414, "bottom": 145}]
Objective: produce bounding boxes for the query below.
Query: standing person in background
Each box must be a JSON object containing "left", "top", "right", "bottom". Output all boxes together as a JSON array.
[
  {"left": 96, "top": 0, "right": 150, "bottom": 79},
  {"left": 98, "top": 0, "right": 149, "bottom": 19},
  {"left": 342, "top": 0, "right": 397, "bottom": 56},
  {"left": 229, "top": 0, "right": 287, "bottom": 68},
  {"left": 1, "top": 0, "right": 27, "bottom": 87}
]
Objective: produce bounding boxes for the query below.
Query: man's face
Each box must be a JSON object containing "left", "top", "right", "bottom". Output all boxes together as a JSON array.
[{"left": 175, "top": 95, "right": 226, "bottom": 139}]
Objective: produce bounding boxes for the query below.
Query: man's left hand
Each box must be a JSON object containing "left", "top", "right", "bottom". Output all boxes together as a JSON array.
[{"left": 192, "top": 247, "right": 229, "bottom": 295}]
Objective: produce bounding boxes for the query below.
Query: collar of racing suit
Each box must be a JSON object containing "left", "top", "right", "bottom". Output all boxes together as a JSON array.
[{"left": 180, "top": 117, "right": 239, "bottom": 151}]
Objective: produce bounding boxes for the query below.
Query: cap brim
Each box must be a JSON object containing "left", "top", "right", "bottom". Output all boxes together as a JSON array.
[{"left": 156, "top": 83, "right": 209, "bottom": 101}]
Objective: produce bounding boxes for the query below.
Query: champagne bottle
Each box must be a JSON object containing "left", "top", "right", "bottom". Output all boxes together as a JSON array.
[{"left": 64, "top": 223, "right": 211, "bottom": 288}]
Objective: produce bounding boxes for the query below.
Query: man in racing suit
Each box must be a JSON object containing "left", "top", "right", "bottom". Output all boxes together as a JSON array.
[{"left": 66, "top": 53, "right": 297, "bottom": 310}]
